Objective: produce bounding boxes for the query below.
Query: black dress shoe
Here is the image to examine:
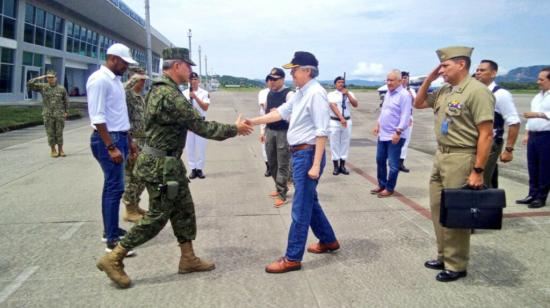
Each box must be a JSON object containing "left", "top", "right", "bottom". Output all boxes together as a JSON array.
[
  {"left": 339, "top": 166, "right": 350, "bottom": 175},
  {"left": 196, "top": 169, "right": 205, "bottom": 179},
  {"left": 516, "top": 196, "right": 535, "bottom": 205},
  {"left": 424, "top": 259, "right": 444, "bottom": 270},
  {"left": 528, "top": 199, "right": 546, "bottom": 209},
  {"left": 399, "top": 164, "right": 410, "bottom": 173},
  {"left": 436, "top": 270, "right": 467, "bottom": 282},
  {"left": 264, "top": 162, "right": 271, "bottom": 177},
  {"left": 189, "top": 169, "right": 198, "bottom": 179}
]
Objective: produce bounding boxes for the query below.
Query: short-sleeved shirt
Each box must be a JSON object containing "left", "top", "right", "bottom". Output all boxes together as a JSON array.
[
  {"left": 427, "top": 76, "right": 495, "bottom": 148},
  {"left": 526, "top": 90, "right": 550, "bottom": 132},
  {"left": 258, "top": 88, "right": 269, "bottom": 108},
  {"left": 183, "top": 87, "right": 210, "bottom": 118},
  {"left": 327, "top": 90, "right": 356, "bottom": 119}
]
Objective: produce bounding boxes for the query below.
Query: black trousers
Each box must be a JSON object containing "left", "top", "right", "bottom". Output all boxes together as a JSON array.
[{"left": 527, "top": 131, "right": 550, "bottom": 201}]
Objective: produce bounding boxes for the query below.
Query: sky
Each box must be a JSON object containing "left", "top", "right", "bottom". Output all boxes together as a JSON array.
[{"left": 124, "top": 0, "right": 549, "bottom": 81}]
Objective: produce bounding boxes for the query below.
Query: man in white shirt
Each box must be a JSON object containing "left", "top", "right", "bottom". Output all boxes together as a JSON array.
[
  {"left": 518, "top": 67, "right": 550, "bottom": 208},
  {"left": 183, "top": 72, "right": 210, "bottom": 179},
  {"left": 475, "top": 60, "right": 521, "bottom": 188},
  {"left": 399, "top": 71, "right": 416, "bottom": 173},
  {"left": 328, "top": 76, "right": 358, "bottom": 175},
  {"left": 258, "top": 76, "right": 272, "bottom": 177},
  {"left": 86, "top": 43, "right": 138, "bottom": 254},
  {"left": 246, "top": 51, "right": 339, "bottom": 274}
]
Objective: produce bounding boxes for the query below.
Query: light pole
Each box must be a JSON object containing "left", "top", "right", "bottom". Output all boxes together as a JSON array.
[
  {"left": 187, "top": 29, "right": 192, "bottom": 61},
  {"left": 144, "top": 0, "right": 153, "bottom": 81}
]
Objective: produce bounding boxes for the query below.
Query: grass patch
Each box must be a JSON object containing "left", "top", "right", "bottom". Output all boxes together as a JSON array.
[
  {"left": 510, "top": 89, "right": 539, "bottom": 95},
  {"left": 0, "top": 106, "right": 82, "bottom": 131}
]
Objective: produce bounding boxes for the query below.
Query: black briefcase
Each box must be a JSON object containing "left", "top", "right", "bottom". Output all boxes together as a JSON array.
[{"left": 440, "top": 187, "right": 506, "bottom": 229}]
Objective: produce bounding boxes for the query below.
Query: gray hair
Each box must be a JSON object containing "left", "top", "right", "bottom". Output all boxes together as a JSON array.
[
  {"left": 300, "top": 65, "right": 319, "bottom": 78},
  {"left": 162, "top": 60, "right": 179, "bottom": 70},
  {"left": 388, "top": 69, "right": 402, "bottom": 80}
]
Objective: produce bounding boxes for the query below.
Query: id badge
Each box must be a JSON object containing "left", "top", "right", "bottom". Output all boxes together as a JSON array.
[{"left": 440, "top": 118, "right": 449, "bottom": 135}]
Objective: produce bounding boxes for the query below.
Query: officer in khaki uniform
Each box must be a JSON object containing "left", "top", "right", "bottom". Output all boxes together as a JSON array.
[{"left": 414, "top": 46, "right": 495, "bottom": 282}]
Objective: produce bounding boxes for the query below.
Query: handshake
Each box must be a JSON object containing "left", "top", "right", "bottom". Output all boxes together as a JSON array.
[
  {"left": 235, "top": 109, "right": 281, "bottom": 136},
  {"left": 235, "top": 114, "right": 254, "bottom": 136}
]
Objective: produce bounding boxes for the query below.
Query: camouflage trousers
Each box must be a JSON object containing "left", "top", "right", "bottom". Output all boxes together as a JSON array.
[
  {"left": 44, "top": 116, "right": 64, "bottom": 146},
  {"left": 120, "top": 157, "right": 197, "bottom": 249},
  {"left": 122, "top": 138, "right": 146, "bottom": 205}
]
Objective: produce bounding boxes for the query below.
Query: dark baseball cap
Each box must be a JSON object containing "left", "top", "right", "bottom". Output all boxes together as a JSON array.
[
  {"left": 190, "top": 72, "right": 199, "bottom": 79},
  {"left": 268, "top": 67, "right": 285, "bottom": 79},
  {"left": 282, "top": 51, "right": 319, "bottom": 69},
  {"left": 401, "top": 71, "right": 410, "bottom": 78}
]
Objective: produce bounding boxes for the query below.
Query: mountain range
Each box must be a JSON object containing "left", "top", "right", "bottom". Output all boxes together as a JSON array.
[{"left": 496, "top": 65, "right": 549, "bottom": 83}]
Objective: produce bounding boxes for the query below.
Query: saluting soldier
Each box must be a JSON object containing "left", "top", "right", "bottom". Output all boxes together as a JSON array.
[
  {"left": 414, "top": 46, "right": 494, "bottom": 282},
  {"left": 96, "top": 47, "right": 252, "bottom": 288},
  {"left": 27, "top": 70, "right": 69, "bottom": 157},
  {"left": 121, "top": 67, "right": 149, "bottom": 222}
]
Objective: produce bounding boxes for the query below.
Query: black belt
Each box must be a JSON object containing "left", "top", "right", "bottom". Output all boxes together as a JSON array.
[
  {"left": 93, "top": 130, "right": 127, "bottom": 135},
  {"left": 142, "top": 145, "right": 180, "bottom": 158},
  {"left": 290, "top": 144, "right": 315, "bottom": 153},
  {"left": 331, "top": 116, "right": 350, "bottom": 121}
]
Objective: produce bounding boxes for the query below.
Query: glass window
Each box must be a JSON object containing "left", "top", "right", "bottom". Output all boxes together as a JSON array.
[
  {"left": 66, "top": 37, "right": 73, "bottom": 52},
  {"left": 3, "top": 0, "right": 15, "bottom": 18},
  {"left": 23, "top": 51, "right": 33, "bottom": 66},
  {"left": 25, "top": 4, "right": 34, "bottom": 23},
  {"left": 87, "top": 29, "right": 92, "bottom": 43},
  {"left": 1, "top": 48, "right": 14, "bottom": 63},
  {"left": 55, "top": 16, "right": 63, "bottom": 33},
  {"left": 24, "top": 24, "right": 34, "bottom": 43},
  {"left": 45, "top": 13, "right": 54, "bottom": 30},
  {"left": 54, "top": 33, "right": 62, "bottom": 50},
  {"left": 33, "top": 54, "right": 43, "bottom": 67},
  {"left": 35, "top": 8, "right": 45, "bottom": 27},
  {"left": 80, "top": 26, "right": 86, "bottom": 40},
  {"left": 45, "top": 30, "right": 54, "bottom": 48},
  {"left": 0, "top": 64, "right": 14, "bottom": 92},
  {"left": 66, "top": 21, "right": 72, "bottom": 37},
  {"left": 2, "top": 16, "right": 15, "bottom": 39},
  {"left": 34, "top": 27, "right": 44, "bottom": 45},
  {"left": 73, "top": 24, "right": 79, "bottom": 38}
]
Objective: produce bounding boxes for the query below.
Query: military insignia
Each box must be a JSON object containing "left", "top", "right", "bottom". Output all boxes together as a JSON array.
[
  {"left": 448, "top": 100, "right": 462, "bottom": 109},
  {"left": 271, "top": 68, "right": 277, "bottom": 75}
]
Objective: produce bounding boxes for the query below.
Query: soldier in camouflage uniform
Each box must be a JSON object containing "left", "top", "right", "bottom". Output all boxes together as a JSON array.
[
  {"left": 97, "top": 47, "right": 253, "bottom": 288},
  {"left": 121, "top": 67, "right": 149, "bottom": 222},
  {"left": 27, "top": 70, "right": 69, "bottom": 157}
]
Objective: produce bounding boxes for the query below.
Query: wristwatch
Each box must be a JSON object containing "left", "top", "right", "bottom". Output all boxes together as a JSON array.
[
  {"left": 106, "top": 143, "right": 117, "bottom": 151},
  {"left": 505, "top": 146, "right": 514, "bottom": 153},
  {"left": 473, "top": 167, "right": 484, "bottom": 174}
]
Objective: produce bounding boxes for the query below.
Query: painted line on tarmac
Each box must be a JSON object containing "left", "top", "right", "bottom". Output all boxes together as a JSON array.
[
  {"left": 59, "top": 222, "right": 85, "bottom": 240},
  {"left": 0, "top": 266, "right": 39, "bottom": 304},
  {"left": 348, "top": 162, "right": 550, "bottom": 220}
]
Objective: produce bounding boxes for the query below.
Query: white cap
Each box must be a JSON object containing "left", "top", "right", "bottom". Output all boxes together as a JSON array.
[{"left": 106, "top": 43, "right": 138, "bottom": 65}]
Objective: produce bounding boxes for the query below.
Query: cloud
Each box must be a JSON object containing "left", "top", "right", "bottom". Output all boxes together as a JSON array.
[{"left": 352, "top": 62, "right": 385, "bottom": 80}]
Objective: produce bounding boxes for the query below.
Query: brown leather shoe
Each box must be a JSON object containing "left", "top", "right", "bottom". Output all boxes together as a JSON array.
[
  {"left": 377, "top": 189, "right": 394, "bottom": 198},
  {"left": 307, "top": 240, "right": 340, "bottom": 254},
  {"left": 265, "top": 257, "right": 301, "bottom": 273},
  {"left": 370, "top": 187, "right": 384, "bottom": 194},
  {"left": 273, "top": 197, "right": 288, "bottom": 208}
]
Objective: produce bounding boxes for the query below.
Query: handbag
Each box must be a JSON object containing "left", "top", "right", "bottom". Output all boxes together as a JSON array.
[{"left": 440, "top": 186, "right": 506, "bottom": 229}]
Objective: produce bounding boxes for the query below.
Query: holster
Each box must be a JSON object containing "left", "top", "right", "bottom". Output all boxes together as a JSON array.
[{"left": 160, "top": 157, "right": 179, "bottom": 200}]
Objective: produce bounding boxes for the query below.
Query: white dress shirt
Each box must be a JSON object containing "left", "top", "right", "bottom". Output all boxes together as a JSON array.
[
  {"left": 86, "top": 65, "right": 130, "bottom": 131},
  {"left": 277, "top": 79, "right": 330, "bottom": 146},
  {"left": 327, "top": 89, "right": 356, "bottom": 119},
  {"left": 258, "top": 88, "right": 269, "bottom": 108},
  {"left": 183, "top": 87, "right": 210, "bottom": 118},
  {"left": 489, "top": 82, "right": 521, "bottom": 127},
  {"left": 526, "top": 90, "right": 550, "bottom": 132}
]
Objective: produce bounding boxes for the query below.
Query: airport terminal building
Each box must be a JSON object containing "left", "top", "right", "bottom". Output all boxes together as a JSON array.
[{"left": 0, "top": 0, "right": 173, "bottom": 102}]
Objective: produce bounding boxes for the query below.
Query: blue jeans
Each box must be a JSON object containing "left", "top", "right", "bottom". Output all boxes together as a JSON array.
[
  {"left": 376, "top": 138, "right": 406, "bottom": 192},
  {"left": 285, "top": 148, "right": 337, "bottom": 261},
  {"left": 90, "top": 131, "right": 128, "bottom": 242}
]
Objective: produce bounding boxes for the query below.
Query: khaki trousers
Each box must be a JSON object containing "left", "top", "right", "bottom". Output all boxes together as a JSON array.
[{"left": 429, "top": 149, "right": 475, "bottom": 272}]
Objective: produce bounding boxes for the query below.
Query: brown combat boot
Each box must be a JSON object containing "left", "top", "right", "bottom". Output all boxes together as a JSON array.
[
  {"left": 178, "top": 241, "right": 215, "bottom": 274},
  {"left": 123, "top": 203, "right": 143, "bottom": 223},
  {"left": 96, "top": 244, "right": 132, "bottom": 288}
]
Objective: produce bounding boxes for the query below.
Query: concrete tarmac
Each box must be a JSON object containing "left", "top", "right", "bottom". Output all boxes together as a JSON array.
[{"left": 0, "top": 90, "right": 549, "bottom": 307}]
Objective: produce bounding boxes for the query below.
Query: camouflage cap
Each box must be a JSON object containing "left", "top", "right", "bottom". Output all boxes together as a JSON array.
[
  {"left": 46, "top": 70, "right": 57, "bottom": 77},
  {"left": 436, "top": 46, "right": 474, "bottom": 62},
  {"left": 128, "top": 66, "right": 147, "bottom": 75},
  {"left": 162, "top": 47, "right": 196, "bottom": 66}
]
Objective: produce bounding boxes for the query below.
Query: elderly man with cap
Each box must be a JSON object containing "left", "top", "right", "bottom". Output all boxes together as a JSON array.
[
  {"left": 414, "top": 46, "right": 494, "bottom": 282},
  {"left": 87, "top": 43, "right": 139, "bottom": 254},
  {"left": 27, "top": 70, "right": 69, "bottom": 157},
  {"left": 246, "top": 51, "right": 340, "bottom": 274},
  {"left": 475, "top": 60, "right": 520, "bottom": 189},
  {"left": 328, "top": 76, "right": 359, "bottom": 175},
  {"left": 262, "top": 67, "right": 294, "bottom": 207},
  {"left": 121, "top": 67, "right": 149, "bottom": 222},
  {"left": 184, "top": 72, "right": 211, "bottom": 179},
  {"left": 258, "top": 76, "right": 272, "bottom": 177},
  {"left": 96, "top": 47, "right": 252, "bottom": 288}
]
